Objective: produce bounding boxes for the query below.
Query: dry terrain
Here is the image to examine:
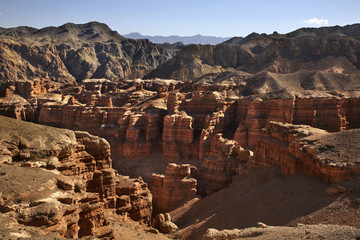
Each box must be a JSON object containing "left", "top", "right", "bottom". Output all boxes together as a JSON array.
[{"left": 1, "top": 22, "right": 360, "bottom": 240}]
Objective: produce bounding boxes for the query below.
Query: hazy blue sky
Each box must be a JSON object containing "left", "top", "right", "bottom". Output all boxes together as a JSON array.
[{"left": 0, "top": 0, "right": 359, "bottom": 37}]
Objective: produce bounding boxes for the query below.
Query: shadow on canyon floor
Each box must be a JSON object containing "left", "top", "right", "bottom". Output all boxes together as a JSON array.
[{"left": 170, "top": 167, "right": 360, "bottom": 240}]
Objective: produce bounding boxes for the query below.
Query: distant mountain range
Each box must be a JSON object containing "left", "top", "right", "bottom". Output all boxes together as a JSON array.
[
  {"left": 2, "top": 21, "right": 360, "bottom": 84},
  {"left": 123, "top": 32, "right": 231, "bottom": 45}
]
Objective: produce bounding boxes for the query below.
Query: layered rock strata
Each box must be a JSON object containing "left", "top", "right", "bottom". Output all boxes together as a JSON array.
[
  {"left": 0, "top": 78, "right": 171, "bottom": 160},
  {"left": 252, "top": 121, "right": 360, "bottom": 182},
  {"left": 234, "top": 97, "right": 360, "bottom": 149},
  {"left": 2, "top": 77, "right": 360, "bottom": 164},
  {"left": 2, "top": 77, "right": 360, "bottom": 196},
  {"left": 150, "top": 163, "right": 197, "bottom": 213},
  {"left": 0, "top": 116, "right": 152, "bottom": 239},
  {"left": 198, "top": 134, "right": 251, "bottom": 195},
  {"left": 162, "top": 112, "right": 196, "bottom": 161},
  {"left": 163, "top": 91, "right": 238, "bottom": 162}
]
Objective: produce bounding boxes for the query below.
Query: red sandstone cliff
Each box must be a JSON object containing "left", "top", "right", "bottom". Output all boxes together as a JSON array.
[
  {"left": 252, "top": 121, "right": 360, "bottom": 182},
  {"left": 0, "top": 116, "right": 153, "bottom": 239},
  {"left": 234, "top": 97, "right": 359, "bottom": 149},
  {"left": 150, "top": 163, "right": 197, "bottom": 213},
  {"left": 198, "top": 134, "right": 251, "bottom": 195},
  {"left": 2, "top": 77, "right": 360, "bottom": 198}
]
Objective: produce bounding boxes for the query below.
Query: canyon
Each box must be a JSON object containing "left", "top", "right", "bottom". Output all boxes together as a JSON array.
[{"left": 0, "top": 22, "right": 360, "bottom": 239}]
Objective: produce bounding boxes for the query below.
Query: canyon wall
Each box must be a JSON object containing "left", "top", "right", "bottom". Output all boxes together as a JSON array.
[
  {"left": 252, "top": 121, "right": 360, "bottom": 182},
  {"left": 2, "top": 77, "right": 360, "bottom": 196},
  {"left": 2, "top": 77, "right": 360, "bottom": 161},
  {"left": 163, "top": 91, "right": 238, "bottom": 162},
  {"left": 234, "top": 97, "right": 360, "bottom": 149},
  {"left": 198, "top": 134, "right": 251, "bottom": 195},
  {"left": 150, "top": 163, "right": 197, "bottom": 213},
  {"left": 0, "top": 116, "right": 152, "bottom": 239}
]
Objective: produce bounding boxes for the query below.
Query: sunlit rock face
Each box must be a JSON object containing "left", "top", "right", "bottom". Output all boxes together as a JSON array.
[
  {"left": 0, "top": 116, "right": 153, "bottom": 239},
  {"left": 150, "top": 163, "right": 197, "bottom": 213},
  {"left": 252, "top": 121, "right": 360, "bottom": 182}
]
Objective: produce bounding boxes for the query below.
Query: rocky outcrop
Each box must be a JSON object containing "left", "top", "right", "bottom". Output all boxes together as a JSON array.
[
  {"left": 234, "top": 97, "right": 360, "bottom": 149},
  {"left": 162, "top": 112, "right": 195, "bottom": 161},
  {"left": 150, "top": 163, "right": 197, "bottom": 213},
  {"left": 162, "top": 91, "right": 238, "bottom": 162},
  {"left": 0, "top": 22, "right": 173, "bottom": 83},
  {"left": 115, "top": 176, "right": 153, "bottom": 224},
  {"left": 198, "top": 134, "right": 251, "bottom": 195},
  {"left": 121, "top": 109, "right": 164, "bottom": 158},
  {"left": 0, "top": 115, "right": 153, "bottom": 239},
  {"left": 2, "top": 78, "right": 360, "bottom": 173},
  {"left": 0, "top": 78, "right": 172, "bottom": 159},
  {"left": 234, "top": 97, "right": 295, "bottom": 148},
  {"left": 152, "top": 213, "right": 178, "bottom": 234},
  {"left": 252, "top": 121, "right": 360, "bottom": 182}
]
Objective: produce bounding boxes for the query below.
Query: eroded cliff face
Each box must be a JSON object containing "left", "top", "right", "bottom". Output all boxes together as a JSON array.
[
  {"left": 2, "top": 78, "right": 360, "bottom": 240},
  {"left": 2, "top": 76, "right": 360, "bottom": 195},
  {"left": 252, "top": 121, "right": 360, "bottom": 182},
  {"left": 162, "top": 91, "right": 238, "bottom": 162},
  {"left": 150, "top": 163, "right": 197, "bottom": 213},
  {"left": 0, "top": 116, "right": 153, "bottom": 239},
  {"left": 198, "top": 134, "right": 251, "bottom": 195},
  {"left": 234, "top": 96, "right": 360, "bottom": 149}
]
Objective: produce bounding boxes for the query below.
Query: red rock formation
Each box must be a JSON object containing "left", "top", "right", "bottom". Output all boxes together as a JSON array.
[
  {"left": 157, "top": 86, "right": 168, "bottom": 98},
  {"left": 162, "top": 112, "right": 195, "bottom": 161},
  {"left": 76, "top": 79, "right": 116, "bottom": 107},
  {"left": 122, "top": 110, "right": 163, "bottom": 158},
  {"left": 234, "top": 97, "right": 357, "bottom": 149},
  {"left": 252, "top": 121, "right": 360, "bottom": 182},
  {"left": 347, "top": 97, "right": 360, "bottom": 128},
  {"left": 199, "top": 110, "right": 226, "bottom": 161},
  {"left": 293, "top": 98, "right": 348, "bottom": 132},
  {"left": 199, "top": 100, "right": 237, "bottom": 161},
  {"left": 164, "top": 91, "right": 237, "bottom": 162},
  {"left": 167, "top": 92, "right": 184, "bottom": 114},
  {"left": 198, "top": 134, "right": 251, "bottom": 195},
  {"left": 37, "top": 101, "right": 164, "bottom": 159},
  {"left": 2, "top": 78, "right": 360, "bottom": 186},
  {"left": 116, "top": 176, "right": 153, "bottom": 224},
  {"left": 0, "top": 116, "right": 153, "bottom": 239},
  {"left": 150, "top": 163, "right": 197, "bottom": 213}
]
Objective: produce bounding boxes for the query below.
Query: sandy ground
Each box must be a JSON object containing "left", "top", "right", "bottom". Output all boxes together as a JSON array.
[{"left": 168, "top": 167, "right": 360, "bottom": 240}]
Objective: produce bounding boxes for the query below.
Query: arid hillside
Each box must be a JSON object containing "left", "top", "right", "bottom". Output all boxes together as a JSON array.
[
  {"left": 146, "top": 24, "right": 360, "bottom": 80},
  {"left": 0, "top": 22, "right": 173, "bottom": 83}
]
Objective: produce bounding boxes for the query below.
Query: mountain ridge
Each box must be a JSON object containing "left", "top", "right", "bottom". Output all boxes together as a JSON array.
[
  {"left": 146, "top": 23, "right": 360, "bottom": 80},
  {"left": 0, "top": 21, "right": 173, "bottom": 83},
  {"left": 123, "top": 32, "right": 231, "bottom": 45},
  {"left": 1, "top": 21, "right": 360, "bottom": 84}
]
